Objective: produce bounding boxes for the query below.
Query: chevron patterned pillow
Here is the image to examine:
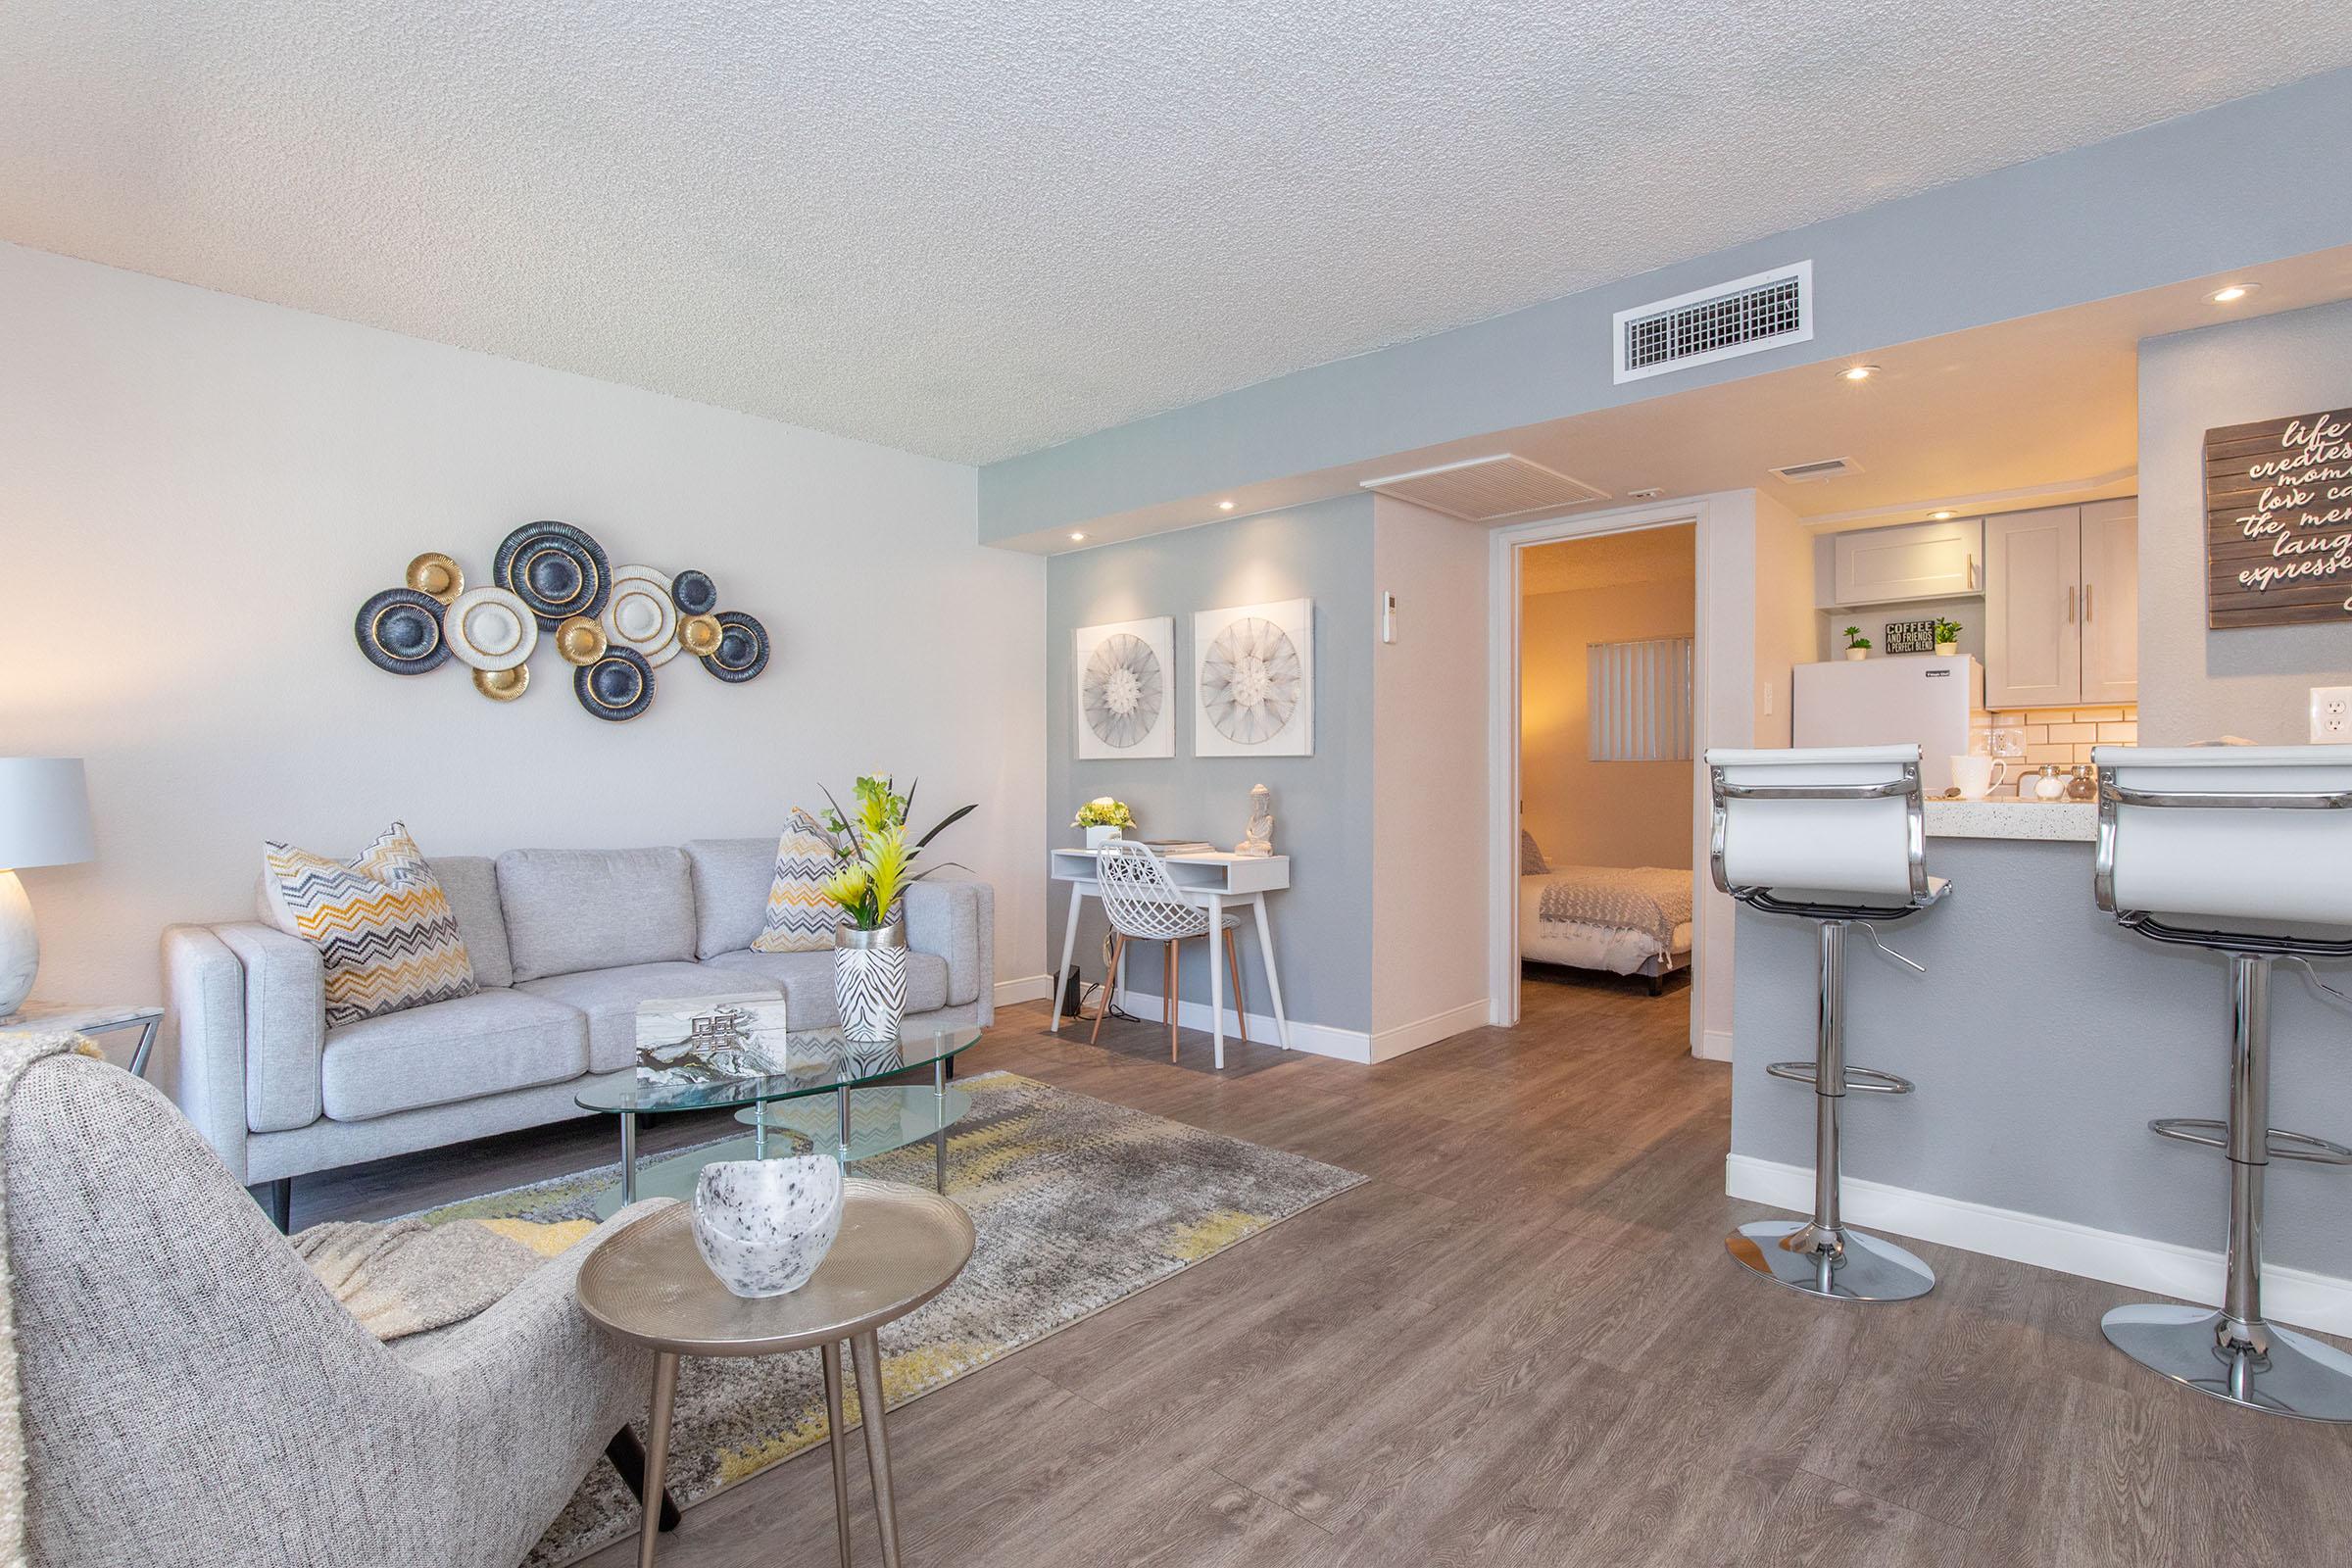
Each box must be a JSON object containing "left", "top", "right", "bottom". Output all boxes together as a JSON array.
[
  {"left": 751, "top": 809, "right": 847, "bottom": 954},
  {"left": 262, "top": 823, "right": 479, "bottom": 1026}
]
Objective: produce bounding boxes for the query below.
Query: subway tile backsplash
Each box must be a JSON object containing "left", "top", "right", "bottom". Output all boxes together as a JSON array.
[{"left": 1968, "top": 705, "right": 2138, "bottom": 796}]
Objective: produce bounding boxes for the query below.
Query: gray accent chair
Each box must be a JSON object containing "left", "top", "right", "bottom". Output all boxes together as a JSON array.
[
  {"left": 13, "top": 1048, "right": 666, "bottom": 1567},
  {"left": 164, "top": 841, "right": 995, "bottom": 1221}
]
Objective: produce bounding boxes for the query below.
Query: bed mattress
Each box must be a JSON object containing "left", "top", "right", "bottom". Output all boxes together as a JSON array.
[{"left": 1519, "top": 874, "right": 1693, "bottom": 975}]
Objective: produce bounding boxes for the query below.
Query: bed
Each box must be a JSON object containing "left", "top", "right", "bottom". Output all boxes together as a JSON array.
[{"left": 1518, "top": 855, "right": 1694, "bottom": 995}]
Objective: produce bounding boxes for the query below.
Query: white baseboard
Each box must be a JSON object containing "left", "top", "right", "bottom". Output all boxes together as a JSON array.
[
  {"left": 1697, "top": 1028, "right": 1734, "bottom": 1063},
  {"left": 993, "top": 973, "right": 1054, "bottom": 1007},
  {"left": 1114, "top": 992, "right": 1375, "bottom": 1064},
  {"left": 1368, "top": 1000, "right": 1489, "bottom": 1063},
  {"left": 1725, "top": 1152, "right": 2352, "bottom": 1337}
]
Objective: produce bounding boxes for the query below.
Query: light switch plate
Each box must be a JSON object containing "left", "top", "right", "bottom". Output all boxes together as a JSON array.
[{"left": 2313, "top": 686, "right": 2352, "bottom": 744}]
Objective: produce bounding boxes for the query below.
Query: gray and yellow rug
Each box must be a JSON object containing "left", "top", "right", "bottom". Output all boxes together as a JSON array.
[{"left": 413, "top": 1070, "right": 1365, "bottom": 1566}]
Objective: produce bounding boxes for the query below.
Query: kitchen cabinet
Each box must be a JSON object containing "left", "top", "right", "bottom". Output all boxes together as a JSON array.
[
  {"left": 1984, "top": 501, "right": 2137, "bottom": 709},
  {"left": 1828, "top": 518, "right": 1983, "bottom": 606}
]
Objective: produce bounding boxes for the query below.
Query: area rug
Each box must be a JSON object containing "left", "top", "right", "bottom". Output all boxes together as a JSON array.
[{"left": 409, "top": 1070, "right": 1365, "bottom": 1567}]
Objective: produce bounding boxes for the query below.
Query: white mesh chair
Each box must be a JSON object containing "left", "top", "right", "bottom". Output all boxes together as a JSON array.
[
  {"left": 2091, "top": 744, "right": 2352, "bottom": 1421},
  {"left": 1091, "top": 842, "right": 1249, "bottom": 1062},
  {"left": 1707, "top": 743, "right": 1950, "bottom": 1303}
]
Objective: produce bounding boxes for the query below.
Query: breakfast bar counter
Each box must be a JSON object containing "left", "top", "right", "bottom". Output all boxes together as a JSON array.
[{"left": 1726, "top": 809, "right": 2352, "bottom": 1328}]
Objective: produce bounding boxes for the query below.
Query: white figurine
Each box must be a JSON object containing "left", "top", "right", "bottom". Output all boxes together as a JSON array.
[{"left": 1235, "top": 783, "right": 1274, "bottom": 858}]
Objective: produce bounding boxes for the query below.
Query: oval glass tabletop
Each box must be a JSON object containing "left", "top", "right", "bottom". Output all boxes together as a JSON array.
[{"left": 575, "top": 1024, "right": 984, "bottom": 1116}]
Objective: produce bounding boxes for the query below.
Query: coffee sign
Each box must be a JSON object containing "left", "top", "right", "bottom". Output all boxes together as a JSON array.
[{"left": 2205, "top": 407, "right": 2352, "bottom": 628}]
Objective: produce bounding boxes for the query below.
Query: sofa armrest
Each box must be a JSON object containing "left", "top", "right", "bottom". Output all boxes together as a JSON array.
[
  {"left": 903, "top": 879, "right": 993, "bottom": 1019},
  {"left": 163, "top": 924, "right": 252, "bottom": 1181},
  {"left": 213, "top": 923, "right": 326, "bottom": 1135}
]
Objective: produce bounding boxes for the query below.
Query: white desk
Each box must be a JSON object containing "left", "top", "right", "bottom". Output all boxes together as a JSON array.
[{"left": 1048, "top": 849, "right": 1291, "bottom": 1069}]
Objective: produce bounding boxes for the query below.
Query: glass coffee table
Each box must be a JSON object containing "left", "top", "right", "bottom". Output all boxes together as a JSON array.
[{"left": 574, "top": 1024, "right": 983, "bottom": 1218}]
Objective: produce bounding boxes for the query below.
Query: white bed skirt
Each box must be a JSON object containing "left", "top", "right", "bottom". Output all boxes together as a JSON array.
[{"left": 1518, "top": 877, "right": 1692, "bottom": 975}]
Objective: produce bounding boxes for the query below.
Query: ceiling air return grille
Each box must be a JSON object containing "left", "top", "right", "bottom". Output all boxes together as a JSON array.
[
  {"left": 1613, "top": 261, "right": 1813, "bottom": 383},
  {"left": 1359, "top": 455, "right": 1610, "bottom": 521},
  {"left": 1769, "top": 456, "right": 1863, "bottom": 484}
]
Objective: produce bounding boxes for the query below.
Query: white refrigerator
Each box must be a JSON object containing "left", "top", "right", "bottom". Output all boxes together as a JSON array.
[{"left": 1792, "top": 656, "right": 1984, "bottom": 796}]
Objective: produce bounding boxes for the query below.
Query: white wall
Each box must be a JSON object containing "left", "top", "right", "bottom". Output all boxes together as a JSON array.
[
  {"left": 1369, "top": 497, "right": 1489, "bottom": 1053},
  {"left": 0, "top": 245, "right": 1047, "bottom": 1049}
]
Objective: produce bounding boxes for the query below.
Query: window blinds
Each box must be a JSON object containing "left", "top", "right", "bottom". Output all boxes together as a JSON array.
[{"left": 1588, "top": 636, "right": 1693, "bottom": 761}]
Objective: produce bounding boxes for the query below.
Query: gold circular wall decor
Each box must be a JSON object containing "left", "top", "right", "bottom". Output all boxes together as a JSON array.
[
  {"left": 555, "top": 614, "right": 608, "bottom": 665},
  {"left": 406, "top": 552, "right": 465, "bottom": 605},
  {"left": 679, "top": 613, "right": 722, "bottom": 659},
  {"left": 473, "top": 665, "right": 529, "bottom": 702}
]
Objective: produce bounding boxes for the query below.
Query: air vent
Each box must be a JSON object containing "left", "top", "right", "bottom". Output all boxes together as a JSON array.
[
  {"left": 1359, "top": 455, "right": 1609, "bottom": 521},
  {"left": 1613, "top": 261, "right": 1813, "bottom": 383},
  {"left": 1769, "top": 456, "right": 1863, "bottom": 484}
]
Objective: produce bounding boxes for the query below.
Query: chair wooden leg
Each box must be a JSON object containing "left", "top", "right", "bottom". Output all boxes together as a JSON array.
[
  {"left": 1224, "top": 929, "right": 1250, "bottom": 1047},
  {"left": 1091, "top": 934, "right": 1125, "bottom": 1046},
  {"left": 1166, "top": 941, "right": 1180, "bottom": 1062}
]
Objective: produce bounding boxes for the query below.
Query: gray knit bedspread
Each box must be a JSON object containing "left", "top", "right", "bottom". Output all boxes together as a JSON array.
[{"left": 1535, "top": 865, "right": 1693, "bottom": 948}]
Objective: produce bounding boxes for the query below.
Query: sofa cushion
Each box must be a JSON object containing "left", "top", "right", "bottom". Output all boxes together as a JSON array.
[
  {"left": 515, "top": 961, "right": 781, "bottom": 1073},
  {"left": 320, "top": 989, "right": 587, "bottom": 1122},
  {"left": 751, "top": 810, "right": 847, "bottom": 955},
  {"left": 698, "top": 948, "right": 949, "bottom": 1029},
  {"left": 424, "top": 855, "right": 513, "bottom": 990},
  {"left": 683, "top": 838, "right": 778, "bottom": 959},
  {"left": 261, "top": 823, "right": 478, "bottom": 1026},
  {"left": 497, "top": 847, "right": 696, "bottom": 982}
]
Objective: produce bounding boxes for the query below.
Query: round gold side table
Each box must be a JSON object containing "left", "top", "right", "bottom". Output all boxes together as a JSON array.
[{"left": 577, "top": 1180, "right": 975, "bottom": 1568}]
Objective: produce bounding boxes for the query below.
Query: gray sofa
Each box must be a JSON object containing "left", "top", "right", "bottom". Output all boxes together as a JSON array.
[{"left": 163, "top": 840, "right": 994, "bottom": 1216}]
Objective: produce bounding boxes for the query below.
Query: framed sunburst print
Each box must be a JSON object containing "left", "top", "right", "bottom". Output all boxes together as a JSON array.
[
  {"left": 1072, "top": 616, "right": 1175, "bottom": 759},
  {"left": 1193, "top": 598, "right": 1313, "bottom": 758}
]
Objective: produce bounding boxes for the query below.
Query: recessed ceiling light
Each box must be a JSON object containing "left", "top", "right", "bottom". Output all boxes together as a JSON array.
[
  {"left": 1068, "top": 531, "right": 1086, "bottom": 542},
  {"left": 2209, "top": 283, "right": 2260, "bottom": 304},
  {"left": 1929, "top": 510, "right": 1956, "bottom": 520},
  {"left": 1629, "top": 487, "right": 1664, "bottom": 501},
  {"left": 1839, "top": 365, "right": 1879, "bottom": 382},
  {"left": 1217, "top": 500, "right": 1236, "bottom": 511}
]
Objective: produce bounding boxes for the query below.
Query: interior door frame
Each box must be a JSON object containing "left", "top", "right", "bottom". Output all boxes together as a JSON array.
[{"left": 1486, "top": 497, "right": 1712, "bottom": 1037}]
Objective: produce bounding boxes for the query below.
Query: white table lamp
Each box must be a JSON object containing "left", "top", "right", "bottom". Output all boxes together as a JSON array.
[{"left": 0, "top": 759, "right": 96, "bottom": 1018}]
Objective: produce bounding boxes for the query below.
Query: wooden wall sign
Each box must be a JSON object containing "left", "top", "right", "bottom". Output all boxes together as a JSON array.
[
  {"left": 2205, "top": 407, "right": 2352, "bottom": 629},
  {"left": 1883, "top": 618, "right": 1937, "bottom": 655}
]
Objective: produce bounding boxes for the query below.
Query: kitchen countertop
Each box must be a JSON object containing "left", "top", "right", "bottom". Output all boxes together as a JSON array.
[{"left": 1923, "top": 797, "right": 2097, "bottom": 842}]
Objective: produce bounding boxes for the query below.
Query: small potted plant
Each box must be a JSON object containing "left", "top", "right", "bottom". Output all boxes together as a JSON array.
[
  {"left": 1843, "top": 626, "right": 1872, "bottom": 662},
  {"left": 815, "top": 775, "right": 974, "bottom": 1042},
  {"left": 1073, "top": 797, "right": 1136, "bottom": 849},
  {"left": 1933, "top": 618, "right": 1962, "bottom": 657}
]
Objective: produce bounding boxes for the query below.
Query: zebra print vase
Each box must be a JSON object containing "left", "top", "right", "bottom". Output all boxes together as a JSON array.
[{"left": 833, "top": 923, "right": 909, "bottom": 1043}]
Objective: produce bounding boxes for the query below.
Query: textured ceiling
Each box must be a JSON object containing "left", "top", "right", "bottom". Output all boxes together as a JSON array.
[
  {"left": 5, "top": 3, "right": 2349, "bottom": 466},
  {"left": 1523, "top": 525, "right": 1694, "bottom": 596}
]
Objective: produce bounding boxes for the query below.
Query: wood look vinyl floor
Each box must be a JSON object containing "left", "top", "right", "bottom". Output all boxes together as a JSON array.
[{"left": 304, "top": 969, "right": 2352, "bottom": 1567}]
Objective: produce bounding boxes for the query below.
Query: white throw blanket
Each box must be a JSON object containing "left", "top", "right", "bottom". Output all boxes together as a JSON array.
[
  {"left": 0, "top": 1029, "right": 106, "bottom": 1568},
  {"left": 1535, "top": 865, "right": 1694, "bottom": 950}
]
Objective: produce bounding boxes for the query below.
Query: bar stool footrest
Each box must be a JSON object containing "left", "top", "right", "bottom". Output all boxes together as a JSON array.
[
  {"left": 1766, "top": 1061, "right": 1915, "bottom": 1095},
  {"left": 2148, "top": 1118, "right": 2352, "bottom": 1165}
]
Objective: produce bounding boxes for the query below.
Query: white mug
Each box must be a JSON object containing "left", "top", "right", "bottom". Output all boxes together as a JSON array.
[{"left": 1950, "top": 755, "right": 2006, "bottom": 799}]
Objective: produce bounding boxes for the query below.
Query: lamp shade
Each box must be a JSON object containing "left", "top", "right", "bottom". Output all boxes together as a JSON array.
[{"left": 0, "top": 759, "right": 95, "bottom": 870}]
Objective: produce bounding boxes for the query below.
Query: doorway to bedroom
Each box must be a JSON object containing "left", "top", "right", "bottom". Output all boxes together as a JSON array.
[{"left": 1513, "top": 521, "right": 1697, "bottom": 1033}]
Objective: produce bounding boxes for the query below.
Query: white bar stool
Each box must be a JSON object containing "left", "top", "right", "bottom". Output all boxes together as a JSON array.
[
  {"left": 2092, "top": 744, "right": 2352, "bottom": 1422},
  {"left": 1708, "top": 743, "right": 1950, "bottom": 1303}
]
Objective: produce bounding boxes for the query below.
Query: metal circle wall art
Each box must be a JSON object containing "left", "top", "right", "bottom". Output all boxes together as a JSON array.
[
  {"left": 1082, "top": 631, "right": 1164, "bottom": 749},
  {"left": 494, "top": 521, "right": 612, "bottom": 628},
  {"left": 1201, "top": 615, "right": 1303, "bottom": 745},
  {"left": 701, "top": 612, "right": 770, "bottom": 683},
  {"left": 575, "top": 646, "right": 655, "bottom": 721},
  {"left": 355, "top": 588, "right": 452, "bottom": 674},
  {"left": 351, "top": 521, "right": 770, "bottom": 720}
]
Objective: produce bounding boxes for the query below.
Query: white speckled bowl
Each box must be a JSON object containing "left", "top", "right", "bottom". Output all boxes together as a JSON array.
[{"left": 690, "top": 1156, "right": 845, "bottom": 1298}]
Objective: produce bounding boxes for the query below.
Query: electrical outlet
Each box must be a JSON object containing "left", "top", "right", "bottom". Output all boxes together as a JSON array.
[{"left": 2314, "top": 686, "right": 2352, "bottom": 744}]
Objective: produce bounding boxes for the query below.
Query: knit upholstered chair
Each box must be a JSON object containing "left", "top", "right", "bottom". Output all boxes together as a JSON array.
[
  {"left": 11, "top": 1048, "right": 664, "bottom": 1567},
  {"left": 1092, "top": 841, "right": 1249, "bottom": 1062}
]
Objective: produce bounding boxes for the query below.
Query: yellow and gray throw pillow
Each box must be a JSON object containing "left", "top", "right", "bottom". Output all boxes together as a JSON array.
[
  {"left": 262, "top": 822, "right": 477, "bottom": 1025},
  {"left": 752, "top": 808, "right": 844, "bottom": 953}
]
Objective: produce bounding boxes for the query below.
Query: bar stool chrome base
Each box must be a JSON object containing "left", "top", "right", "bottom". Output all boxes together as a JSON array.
[
  {"left": 2101, "top": 1303, "right": 2352, "bottom": 1423},
  {"left": 1727, "top": 1219, "right": 1936, "bottom": 1302}
]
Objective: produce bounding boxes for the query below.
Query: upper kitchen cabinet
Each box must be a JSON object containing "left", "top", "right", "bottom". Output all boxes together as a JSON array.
[
  {"left": 1984, "top": 501, "right": 2138, "bottom": 709},
  {"left": 1826, "top": 517, "right": 1984, "bottom": 606}
]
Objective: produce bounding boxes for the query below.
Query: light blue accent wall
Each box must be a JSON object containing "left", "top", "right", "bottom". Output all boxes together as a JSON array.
[
  {"left": 982, "top": 70, "right": 2352, "bottom": 541},
  {"left": 1045, "top": 494, "right": 1377, "bottom": 1033}
]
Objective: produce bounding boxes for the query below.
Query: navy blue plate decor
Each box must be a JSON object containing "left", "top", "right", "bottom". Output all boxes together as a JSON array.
[
  {"left": 495, "top": 521, "right": 612, "bottom": 628},
  {"left": 670, "top": 569, "right": 719, "bottom": 617},
  {"left": 355, "top": 588, "right": 452, "bottom": 674},
  {"left": 702, "top": 611, "right": 770, "bottom": 682},
  {"left": 575, "top": 645, "right": 655, "bottom": 721}
]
